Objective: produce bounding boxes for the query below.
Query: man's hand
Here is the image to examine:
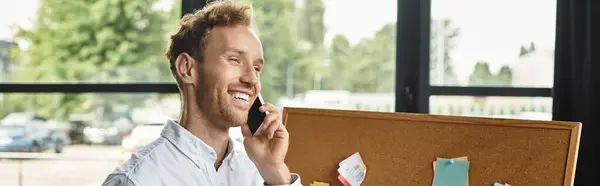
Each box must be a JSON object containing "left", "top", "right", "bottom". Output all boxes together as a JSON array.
[{"left": 242, "top": 103, "right": 292, "bottom": 185}]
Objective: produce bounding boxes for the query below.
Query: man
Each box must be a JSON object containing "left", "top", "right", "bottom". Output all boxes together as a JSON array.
[{"left": 102, "top": 1, "right": 302, "bottom": 185}]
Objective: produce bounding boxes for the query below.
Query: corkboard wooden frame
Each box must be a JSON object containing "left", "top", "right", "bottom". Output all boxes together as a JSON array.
[{"left": 282, "top": 107, "right": 581, "bottom": 186}]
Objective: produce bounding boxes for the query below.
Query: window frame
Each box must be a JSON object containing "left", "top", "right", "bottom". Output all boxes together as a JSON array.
[
  {"left": 0, "top": 0, "right": 555, "bottom": 115},
  {"left": 396, "top": 0, "right": 554, "bottom": 114}
]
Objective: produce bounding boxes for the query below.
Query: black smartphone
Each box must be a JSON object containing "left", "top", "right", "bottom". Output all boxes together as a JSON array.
[{"left": 247, "top": 93, "right": 268, "bottom": 135}]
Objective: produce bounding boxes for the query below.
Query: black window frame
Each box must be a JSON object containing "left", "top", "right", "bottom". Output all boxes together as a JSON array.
[
  {"left": 395, "top": 0, "right": 553, "bottom": 114},
  {"left": 0, "top": 0, "right": 555, "bottom": 113}
]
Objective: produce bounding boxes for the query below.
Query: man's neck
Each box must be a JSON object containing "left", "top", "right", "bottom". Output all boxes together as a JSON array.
[{"left": 179, "top": 113, "right": 231, "bottom": 169}]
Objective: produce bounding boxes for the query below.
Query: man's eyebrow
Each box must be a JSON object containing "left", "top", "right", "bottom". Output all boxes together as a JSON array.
[
  {"left": 224, "top": 48, "right": 245, "bottom": 55},
  {"left": 255, "top": 58, "right": 264, "bottom": 65}
]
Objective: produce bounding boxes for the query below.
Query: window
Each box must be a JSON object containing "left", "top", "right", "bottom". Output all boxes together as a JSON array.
[
  {"left": 233, "top": 0, "right": 397, "bottom": 112},
  {"left": 430, "top": 96, "right": 552, "bottom": 120},
  {"left": 0, "top": 0, "right": 181, "bottom": 83},
  {"left": 0, "top": 93, "right": 181, "bottom": 125},
  {"left": 0, "top": 93, "right": 181, "bottom": 185},
  {"left": 430, "top": 0, "right": 556, "bottom": 88},
  {"left": 427, "top": 0, "right": 556, "bottom": 118},
  {"left": 0, "top": 92, "right": 251, "bottom": 185}
]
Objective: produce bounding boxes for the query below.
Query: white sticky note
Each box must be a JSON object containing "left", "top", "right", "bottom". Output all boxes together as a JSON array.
[{"left": 338, "top": 152, "right": 366, "bottom": 186}]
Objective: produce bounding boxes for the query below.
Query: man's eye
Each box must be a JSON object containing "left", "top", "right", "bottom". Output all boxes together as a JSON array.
[
  {"left": 229, "top": 58, "right": 240, "bottom": 63},
  {"left": 254, "top": 67, "right": 261, "bottom": 72}
]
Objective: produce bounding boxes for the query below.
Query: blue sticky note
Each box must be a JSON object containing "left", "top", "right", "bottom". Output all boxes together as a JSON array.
[
  {"left": 432, "top": 158, "right": 470, "bottom": 186},
  {"left": 493, "top": 183, "right": 504, "bottom": 186}
]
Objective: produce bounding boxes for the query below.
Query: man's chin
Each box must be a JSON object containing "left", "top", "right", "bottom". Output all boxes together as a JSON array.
[
  {"left": 217, "top": 101, "right": 247, "bottom": 125},
  {"left": 229, "top": 123, "right": 244, "bottom": 128},
  {"left": 222, "top": 112, "right": 248, "bottom": 127}
]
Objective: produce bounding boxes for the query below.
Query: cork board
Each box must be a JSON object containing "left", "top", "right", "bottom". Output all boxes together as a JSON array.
[{"left": 282, "top": 107, "right": 581, "bottom": 186}]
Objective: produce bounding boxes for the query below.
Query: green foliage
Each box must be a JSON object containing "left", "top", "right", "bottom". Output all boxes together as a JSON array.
[
  {"left": 496, "top": 65, "right": 513, "bottom": 85},
  {"left": 519, "top": 41, "right": 536, "bottom": 57},
  {"left": 469, "top": 62, "right": 493, "bottom": 86},
  {"left": 348, "top": 24, "right": 396, "bottom": 92},
  {"left": 323, "top": 23, "right": 395, "bottom": 93},
  {"left": 298, "top": 0, "right": 325, "bottom": 46},
  {"left": 519, "top": 45, "right": 528, "bottom": 56},
  {"left": 325, "top": 19, "right": 460, "bottom": 92},
  {"left": 2, "top": 0, "right": 179, "bottom": 120},
  {"left": 468, "top": 62, "right": 513, "bottom": 86},
  {"left": 234, "top": 0, "right": 320, "bottom": 102},
  {"left": 323, "top": 34, "right": 352, "bottom": 90}
]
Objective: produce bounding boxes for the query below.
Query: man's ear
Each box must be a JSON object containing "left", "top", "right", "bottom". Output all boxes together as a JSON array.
[{"left": 174, "top": 53, "right": 197, "bottom": 84}]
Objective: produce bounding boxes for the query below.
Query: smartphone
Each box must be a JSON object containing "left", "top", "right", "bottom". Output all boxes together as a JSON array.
[{"left": 247, "top": 93, "right": 269, "bottom": 135}]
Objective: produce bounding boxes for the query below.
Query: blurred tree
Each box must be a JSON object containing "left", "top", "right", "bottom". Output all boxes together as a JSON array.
[
  {"left": 296, "top": 0, "right": 325, "bottom": 91},
  {"left": 235, "top": 0, "right": 318, "bottom": 102},
  {"left": 496, "top": 65, "right": 513, "bottom": 86},
  {"left": 468, "top": 61, "right": 494, "bottom": 86},
  {"left": 529, "top": 42, "right": 536, "bottom": 52},
  {"left": 519, "top": 45, "right": 528, "bottom": 56},
  {"left": 322, "top": 23, "right": 395, "bottom": 93},
  {"left": 324, "top": 19, "right": 459, "bottom": 92},
  {"left": 519, "top": 42, "right": 537, "bottom": 57},
  {"left": 347, "top": 23, "right": 396, "bottom": 92},
  {"left": 323, "top": 34, "right": 352, "bottom": 90},
  {"left": 298, "top": 0, "right": 325, "bottom": 47},
  {"left": 468, "top": 62, "right": 513, "bottom": 86},
  {"left": 6, "top": 0, "right": 176, "bottom": 119},
  {"left": 430, "top": 18, "right": 460, "bottom": 85}
]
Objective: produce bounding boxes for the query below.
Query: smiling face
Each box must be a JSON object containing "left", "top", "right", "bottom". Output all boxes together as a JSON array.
[{"left": 195, "top": 25, "right": 264, "bottom": 128}]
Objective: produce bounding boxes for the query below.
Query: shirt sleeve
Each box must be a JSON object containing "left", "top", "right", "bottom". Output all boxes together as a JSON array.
[
  {"left": 265, "top": 173, "right": 303, "bottom": 186},
  {"left": 102, "top": 173, "right": 138, "bottom": 186}
]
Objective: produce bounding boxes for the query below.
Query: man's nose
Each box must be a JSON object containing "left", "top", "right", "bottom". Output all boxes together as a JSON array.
[{"left": 240, "top": 66, "right": 259, "bottom": 86}]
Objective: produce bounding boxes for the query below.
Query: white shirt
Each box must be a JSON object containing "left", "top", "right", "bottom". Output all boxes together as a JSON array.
[{"left": 102, "top": 120, "right": 302, "bottom": 186}]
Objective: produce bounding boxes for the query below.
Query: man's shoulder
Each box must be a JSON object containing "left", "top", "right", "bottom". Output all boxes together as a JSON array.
[
  {"left": 102, "top": 137, "right": 170, "bottom": 186},
  {"left": 102, "top": 173, "right": 138, "bottom": 186}
]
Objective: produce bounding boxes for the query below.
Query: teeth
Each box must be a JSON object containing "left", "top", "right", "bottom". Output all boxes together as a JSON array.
[{"left": 232, "top": 93, "right": 250, "bottom": 101}]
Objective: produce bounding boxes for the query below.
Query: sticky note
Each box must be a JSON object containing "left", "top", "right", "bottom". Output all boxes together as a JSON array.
[
  {"left": 338, "top": 175, "right": 351, "bottom": 186},
  {"left": 338, "top": 152, "right": 366, "bottom": 186},
  {"left": 311, "top": 181, "right": 330, "bottom": 186},
  {"left": 433, "top": 156, "right": 469, "bottom": 186},
  {"left": 432, "top": 158, "right": 470, "bottom": 186}
]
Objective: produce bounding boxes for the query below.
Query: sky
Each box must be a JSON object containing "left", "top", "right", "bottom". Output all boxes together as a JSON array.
[{"left": 0, "top": 0, "right": 556, "bottom": 85}]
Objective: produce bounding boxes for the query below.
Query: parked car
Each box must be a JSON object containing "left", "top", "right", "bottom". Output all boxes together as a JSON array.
[
  {"left": 84, "top": 121, "right": 120, "bottom": 145},
  {"left": 83, "top": 118, "right": 134, "bottom": 145},
  {"left": 68, "top": 120, "right": 87, "bottom": 144},
  {"left": 0, "top": 113, "right": 64, "bottom": 153},
  {"left": 46, "top": 119, "right": 72, "bottom": 146}
]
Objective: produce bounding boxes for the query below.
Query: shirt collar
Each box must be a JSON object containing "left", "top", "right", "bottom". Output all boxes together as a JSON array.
[{"left": 160, "top": 119, "right": 238, "bottom": 170}]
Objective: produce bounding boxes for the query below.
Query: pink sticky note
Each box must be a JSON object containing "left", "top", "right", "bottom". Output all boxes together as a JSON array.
[{"left": 338, "top": 174, "right": 351, "bottom": 186}]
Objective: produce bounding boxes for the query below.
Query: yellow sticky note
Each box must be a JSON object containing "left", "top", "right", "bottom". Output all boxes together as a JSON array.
[
  {"left": 312, "top": 181, "right": 330, "bottom": 186},
  {"left": 433, "top": 156, "right": 469, "bottom": 186}
]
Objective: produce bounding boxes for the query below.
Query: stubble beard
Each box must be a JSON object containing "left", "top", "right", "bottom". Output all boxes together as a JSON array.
[{"left": 195, "top": 82, "right": 246, "bottom": 129}]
